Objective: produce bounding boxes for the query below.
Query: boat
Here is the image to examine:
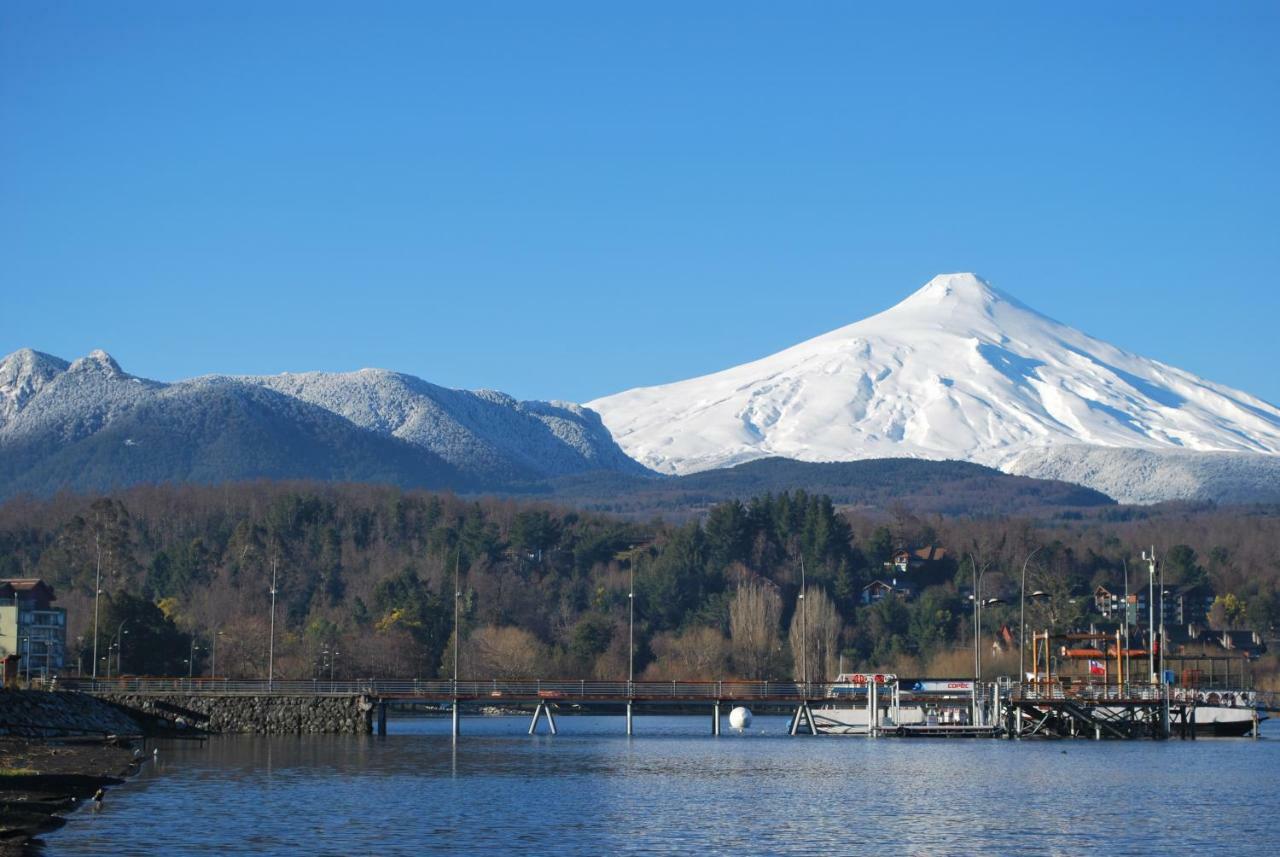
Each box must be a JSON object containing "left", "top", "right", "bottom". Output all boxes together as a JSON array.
[{"left": 813, "top": 674, "right": 1000, "bottom": 736}]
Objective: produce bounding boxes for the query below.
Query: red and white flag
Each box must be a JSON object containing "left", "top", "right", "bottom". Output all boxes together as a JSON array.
[{"left": 1089, "top": 659, "right": 1105, "bottom": 676}]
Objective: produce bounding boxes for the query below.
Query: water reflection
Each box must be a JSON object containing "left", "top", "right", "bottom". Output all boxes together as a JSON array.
[{"left": 42, "top": 716, "right": 1279, "bottom": 856}]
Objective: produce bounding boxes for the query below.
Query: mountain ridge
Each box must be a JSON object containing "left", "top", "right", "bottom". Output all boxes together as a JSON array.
[{"left": 0, "top": 348, "right": 646, "bottom": 498}]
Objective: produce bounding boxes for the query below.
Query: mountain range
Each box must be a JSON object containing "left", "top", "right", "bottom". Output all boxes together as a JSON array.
[
  {"left": 5, "top": 272, "right": 1279, "bottom": 506},
  {"left": 589, "top": 273, "right": 1280, "bottom": 504},
  {"left": 0, "top": 348, "right": 643, "bottom": 498}
]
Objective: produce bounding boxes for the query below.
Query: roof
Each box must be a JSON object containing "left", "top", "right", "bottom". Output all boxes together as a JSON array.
[
  {"left": 0, "top": 579, "right": 51, "bottom": 591},
  {"left": 0, "top": 579, "right": 56, "bottom": 602}
]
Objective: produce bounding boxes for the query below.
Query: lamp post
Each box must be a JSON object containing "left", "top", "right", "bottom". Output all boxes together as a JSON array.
[
  {"left": 21, "top": 636, "right": 30, "bottom": 684},
  {"left": 91, "top": 536, "right": 102, "bottom": 679},
  {"left": 188, "top": 639, "right": 201, "bottom": 679},
  {"left": 1019, "top": 547, "right": 1044, "bottom": 682},
  {"left": 628, "top": 552, "right": 637, "bottom": 689},
  {"left": 211, "top": 629, "right": 226, "bottom": 680},
  {"left": 1142, "top": 547, "right": 1157, "bottom": 682},
  {"left": 268, "top": 558, "right": 278, "bottom": 690},
  {"left": 452, "top": 549, "right": 461, "bottom": 690},
  {"left": 970, "top": 554, "right": 994, "bottom": 681},
  {"left": 114, "top": 620, "right": 128, "bottom": 677},
  {"left": 799, "top": 555, "right": 809, "bottom": 689}
]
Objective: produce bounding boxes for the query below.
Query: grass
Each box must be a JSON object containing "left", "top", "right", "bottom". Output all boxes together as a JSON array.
[{"left": 0, "top": 768, "right": 38, "bottom": 776}]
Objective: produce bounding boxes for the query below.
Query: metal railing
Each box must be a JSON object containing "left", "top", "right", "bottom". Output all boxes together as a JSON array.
[
  {"left": 69, "top": 677, "right": 866, "bottom": 701},
  {"left": 1012, "top": 681, "right": 1168, "bottom": 702}
]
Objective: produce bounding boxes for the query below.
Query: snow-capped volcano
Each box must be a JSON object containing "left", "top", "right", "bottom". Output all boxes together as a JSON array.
[{"left": 588, "top": 273, "right": 1280, "bottom": 501}]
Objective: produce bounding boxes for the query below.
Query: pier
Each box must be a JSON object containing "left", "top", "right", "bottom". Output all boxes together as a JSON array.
[{"left": 73, "top": 677, "right": 1276, "bottom": 739}]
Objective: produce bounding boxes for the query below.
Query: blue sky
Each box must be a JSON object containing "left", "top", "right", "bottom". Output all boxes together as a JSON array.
[{"left": 3, "top": 2, "right": 1278, "bottom": 403}]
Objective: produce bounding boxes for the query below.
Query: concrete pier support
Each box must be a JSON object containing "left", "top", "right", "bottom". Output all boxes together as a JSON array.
[
  {"left": 712, "top": 702, "right": 721, "bottom": 736},
  {"left": 528, "top": 701, "right": 559, "bottom": 735},
  {"left": 626, "top": 701, "right": 634, "bottom": 736},
  {"left": 788, "top": 702, "right": 818, "bottom": 736},
  {"left": 377, "top": 701, "right": 387, "bottom": 736}
]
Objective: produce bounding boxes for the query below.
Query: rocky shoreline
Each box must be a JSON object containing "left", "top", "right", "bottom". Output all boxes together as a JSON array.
[
  {"left": 0, "top": 737, "right": 142, "bottom": 853},
  {"left": 0, "top": 689, "right": 152, "bottom": 851}
]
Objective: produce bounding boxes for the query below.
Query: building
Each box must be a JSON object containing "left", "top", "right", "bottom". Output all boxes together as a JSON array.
[
  {"left": 889, "top": 545, "right": 950, "bottom": 575},
  {"left": 1092, "top": 584, "right": 1148, "bottom": 624},
  {"left": 0, "top": 579, "right": 67, "bottom": 679},
  {"left": 860, "top": 579, "right": 912, "bottom": 605},
  {"left": 1161, "top": 584, "right": 1214, "bottom": 626}
]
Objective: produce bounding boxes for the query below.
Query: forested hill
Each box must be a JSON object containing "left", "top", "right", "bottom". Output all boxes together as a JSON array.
[
  {"left": 2, "top": 482, "right": 1277, "bottom": 685},
  {"left": 529, "top": 457, "right": 1114, "bottom": 516}
]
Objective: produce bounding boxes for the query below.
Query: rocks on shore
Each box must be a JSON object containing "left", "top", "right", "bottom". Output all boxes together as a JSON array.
[{"left": 94, "top": 694, "right": 373, "bottom": 735}]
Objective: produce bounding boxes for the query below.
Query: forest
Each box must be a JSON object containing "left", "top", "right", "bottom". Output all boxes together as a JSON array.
[{"left": 0, "top": 481, "right": 1276, "bottom": 686}]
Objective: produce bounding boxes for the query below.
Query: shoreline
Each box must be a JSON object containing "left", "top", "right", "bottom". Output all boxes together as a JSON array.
[{"left": 0, "top": 737, "right": 143, "bottom": 853}]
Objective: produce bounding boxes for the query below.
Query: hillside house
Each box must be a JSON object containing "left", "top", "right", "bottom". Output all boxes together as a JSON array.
[{"left": 860, "top": 579, "right": 912, "bottom": 605}]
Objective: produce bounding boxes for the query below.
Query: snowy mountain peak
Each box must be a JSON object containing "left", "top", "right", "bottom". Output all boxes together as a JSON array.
[
  {"left": 907, "top": 272, "right": 998, "bottom": 303},
  {"left": 867, "top": 272, "right": 1038, "bottom": 333},
  {"left": 587, "top": 273, "right": 1280, "bottom": 492},
  {"left": 68, "top": 349, "right": 124, "bottom": 376},
  {"left": 0, "top": 349, "right": 71, "bottom": 421}
]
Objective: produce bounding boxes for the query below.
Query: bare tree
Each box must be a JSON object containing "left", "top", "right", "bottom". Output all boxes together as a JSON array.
[
  {"left": 461, "top": 625, "right": 546, "bottom": 679},
  {"left": 788, "top": 586, "right": 842, "bottom": 681},
  {"left": 642, "top": 627, "right": 731, "bottom": 680},
  {"left": 729, "top": 582, "right": 782, "bottom": 679}
]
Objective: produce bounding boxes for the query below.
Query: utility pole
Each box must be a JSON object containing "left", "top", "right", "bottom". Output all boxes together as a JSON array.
[{"left": 268, "top": 558, "right": 278, "bottom": 690}]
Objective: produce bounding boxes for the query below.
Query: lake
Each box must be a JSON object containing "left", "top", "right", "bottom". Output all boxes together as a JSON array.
[{"left": 41, "top": 714, "right": 1280, "bottom": 855}]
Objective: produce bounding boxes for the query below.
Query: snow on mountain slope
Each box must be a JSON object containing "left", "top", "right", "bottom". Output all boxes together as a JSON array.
[
  {"left": 587, "top": 273, "right": 1280, "bottom": 502},
  {"left": 0, "top": 349, "right": 646, "bottom": 497},
  {"left": 245, "top": 369, "right": 647, "bottom": 480}
]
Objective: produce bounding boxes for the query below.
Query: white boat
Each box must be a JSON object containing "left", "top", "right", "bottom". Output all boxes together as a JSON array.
[{"left": 814, "top": 675, "right": 999, "bottom": 736}]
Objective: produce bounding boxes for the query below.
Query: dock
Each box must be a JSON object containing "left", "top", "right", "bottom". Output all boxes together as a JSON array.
[{"left": 71, "top": 677, "right": 1276, "bottom": 740}]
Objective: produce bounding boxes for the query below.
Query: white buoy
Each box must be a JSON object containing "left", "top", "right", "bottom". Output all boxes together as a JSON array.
[{"left": 729, "top": 706, "right": 753, "bottom": 731}]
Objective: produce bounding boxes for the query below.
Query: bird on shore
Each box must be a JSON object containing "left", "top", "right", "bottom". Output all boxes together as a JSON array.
[{"left": 92, "top": 788, "right": 105, "bottom": 809}]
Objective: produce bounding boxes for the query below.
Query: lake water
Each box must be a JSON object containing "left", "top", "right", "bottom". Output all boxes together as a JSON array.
[{"left": 41, "top": 714, "right": 1280, "bottom": 856}]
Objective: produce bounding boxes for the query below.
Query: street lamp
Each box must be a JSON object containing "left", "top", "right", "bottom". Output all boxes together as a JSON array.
[
  {"left": 969, "top": 554, "right": 996, "bottom": 682},
  {"left": 1142, "top": 547, "right": 1158, "bottom": 682},
  {"left": 187, "top": 639, "right": 202, "bottom": 679},
  {"left": 268, "top": 558, "right": 279, "bottom": 690},
  {"left": 798, "top": 555, "right": 809, "bottom": 688},
  {"left": 114, "top": 620, "right": 128, "bottom": 677},
  {"left": 91, "top": 535, "right": 103, "bottom": 679},
  {"left": 452, "top": 549, "right": 461, "bottom": 690},
  {"left": 211, "top": 629, "right": 226, "bottom": 679},
  {"left": 1018, "top": 547, "right": 1044, "bottom": 682},
  {"left": 321, "top": 646, "right": 340, "bottom": 689},
  {"left": 628, "top": 552, "right": 637, "bottom": 689}
]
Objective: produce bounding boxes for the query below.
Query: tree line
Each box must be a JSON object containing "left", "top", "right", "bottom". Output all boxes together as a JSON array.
[{"left": 0, "top": 482, "right": 1276, "bottom": 685}]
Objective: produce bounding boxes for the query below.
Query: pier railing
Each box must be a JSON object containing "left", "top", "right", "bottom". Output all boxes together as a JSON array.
[
  {"left": 69, "top": 677, "right": 985, "bottom": 703},
  {"left": 1012, "top": 682, "right": 1167, "bottom": 702}
]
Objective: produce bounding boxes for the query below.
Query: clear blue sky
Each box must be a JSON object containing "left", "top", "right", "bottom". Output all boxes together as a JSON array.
[{"left": 3, "top": 2, "right": 1278, "bottom": 404}]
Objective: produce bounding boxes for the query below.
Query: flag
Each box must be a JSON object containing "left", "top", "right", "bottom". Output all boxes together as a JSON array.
[{"left": 1089, "top": 659, "right": 1105, "bottom": 676}]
